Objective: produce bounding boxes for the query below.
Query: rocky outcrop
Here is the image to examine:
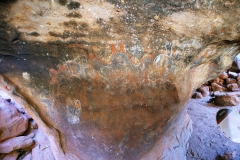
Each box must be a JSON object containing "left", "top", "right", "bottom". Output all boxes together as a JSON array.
[
  {"left": 0, "top": 97, "right": 28, "bottom": 142},
  {"left": 0, "top": 0, "right": 240, "bottom": 159},
  {"left": 0, "top": 133, "right": 35, "bottom": 154}
]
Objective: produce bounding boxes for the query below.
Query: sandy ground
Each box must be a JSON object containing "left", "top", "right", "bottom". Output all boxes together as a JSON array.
[{"left": 186, "top": 92, "right": 240, "bottom": 160}]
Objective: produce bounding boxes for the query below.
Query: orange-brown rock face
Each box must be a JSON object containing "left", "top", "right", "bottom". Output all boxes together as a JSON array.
[{"left": 0, "top": 0, "right": 240, "bottom": 159}]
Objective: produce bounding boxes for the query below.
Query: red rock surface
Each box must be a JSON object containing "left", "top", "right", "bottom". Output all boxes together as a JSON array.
[
  {"left": 0, "top": 97, "right": 29, "bottom": 142},
  {"left": 0, "top": 133, "right": 35, "bottom": 153}
]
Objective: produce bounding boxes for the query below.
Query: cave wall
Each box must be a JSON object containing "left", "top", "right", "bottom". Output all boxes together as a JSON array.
[{"left": 0, "top": 0, "right": 240, "bottom": 159}]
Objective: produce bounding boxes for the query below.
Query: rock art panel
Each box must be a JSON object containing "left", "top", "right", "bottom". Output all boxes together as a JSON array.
[{"left": 0, "top": 0, "right": 240, "bottom": 159}]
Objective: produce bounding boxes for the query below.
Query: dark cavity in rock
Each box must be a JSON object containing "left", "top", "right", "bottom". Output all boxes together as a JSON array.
[{"left": 67, "top": 2, "right": 80, "bottom": 10}]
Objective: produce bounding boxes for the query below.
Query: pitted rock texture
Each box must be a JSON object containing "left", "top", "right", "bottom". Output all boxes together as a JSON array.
[{"left": 0, "top": 0, "right": 240, "bottom": 159}]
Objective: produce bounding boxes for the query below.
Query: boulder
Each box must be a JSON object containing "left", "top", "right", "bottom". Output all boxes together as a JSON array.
[
  {"left": 226, "top": 78, "right": 237, "bottom": 84},
  {"left": 192, "top": 92, "right": 202, "bottom": 99},
  {"left": 0, "top": 97, "right": 29, "bottom": 142},
  {"left": 227, "top": 83, "right": 239, "bottom": 92},
  {"left": 211, "top": 83, "right": 227, "bottom": 92},
  {"left": 197, "top": 86, "right": 209, "bottom": 97},
  {"left": 0, "top": 133, "right": 35, "bottom": 153},
  {"left": 218, "top": 72, "right": 228, "bottom": 80},
  {"left": 214, "top": 94, "right": 240, "bottom": 106}
]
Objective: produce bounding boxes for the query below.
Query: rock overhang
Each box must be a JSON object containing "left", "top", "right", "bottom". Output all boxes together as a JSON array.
[{"left": 0, "top": 0, "right": 240, "bottom": 159}]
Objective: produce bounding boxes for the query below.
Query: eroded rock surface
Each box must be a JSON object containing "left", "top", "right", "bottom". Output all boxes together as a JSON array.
[{"left": 0, "top": 0, "right": 240, "bottom": 159}]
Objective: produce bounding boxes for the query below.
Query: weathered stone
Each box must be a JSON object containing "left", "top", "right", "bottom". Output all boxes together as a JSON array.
[
  {"left": 192, "top": 92, "right": 202, "bottom": 99},
  {"left": 211, "top": 83, "right": 227, "bottom": 92},
  {"left": 0, "top": 0, "right": 239, "bottom": 159},
  {"left": 3, "top": 151, "right": 19, "bottom": 160},
  {"left": 214, "top": 94, "right": 240, "bottom": 106},
  {"left": 227, "top": 83, "right": 239, "bottom": 92},
  {"left": 218, "top": 72, "right": 228, "bottom": 80},
  {"left": 197, "top": 86, "right": 209, "bottom": 97},
  {"left": 0, "top": 133, "right": 35, "bottom": 153},
  {"left": 0, "top": 97, "right": 29, "bottom": 142},
  {"left": 226, "top": 78, "right": 237, "bottom": 84}
]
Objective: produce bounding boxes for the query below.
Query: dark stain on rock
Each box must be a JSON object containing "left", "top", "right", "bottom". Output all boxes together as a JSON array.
[
  {"left": 64, "top": 20, "right": 78, "bottom": 28},
  {"left": 28, "top": 32, "right": 40, "bottom": 37},
  {"left": 67, "top": 2, "right": 80, "bottom": 10},
  {"left": 63, "top": 20, "right": 88, "bottom": 31},
  {"left": 66, "top": 12, "right": 82, "bottom": 18},
  {"left": 49, "top": 30, "right": 86, "bottom": 39},
  {"left": 58, "top": 0, "right": 67, "bottom": 6},
  {"left": 0, "top": 0, "right": 18, "bottom": 3},
  {"left": 0, "top": 14, "right": 6, "bottom": 19},
  {"left": 184, "top": 56, "right": 193, "bottom": 64}
]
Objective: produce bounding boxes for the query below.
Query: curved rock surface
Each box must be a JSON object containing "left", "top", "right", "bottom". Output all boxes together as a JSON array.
[{"left": 0, "top": 0, "right": 240, "bottom": 159}]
